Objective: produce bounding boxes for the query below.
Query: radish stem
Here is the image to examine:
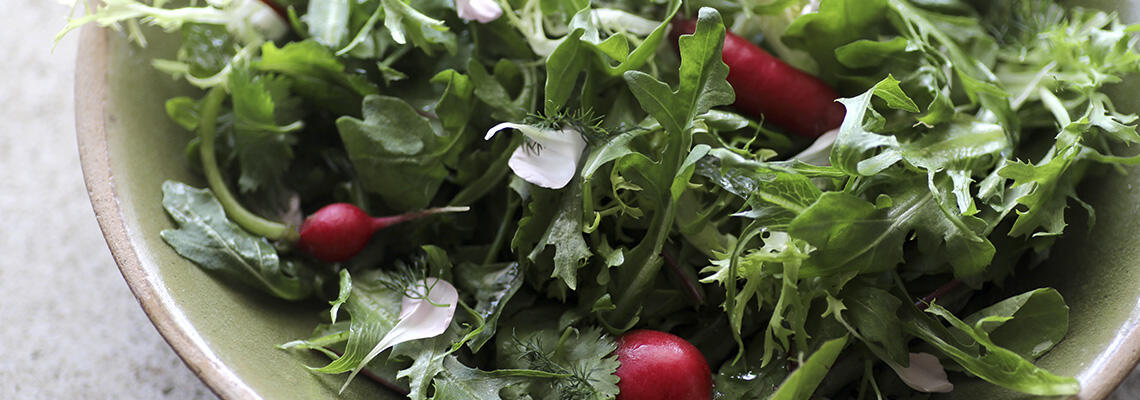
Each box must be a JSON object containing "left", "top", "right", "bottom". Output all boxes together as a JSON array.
[
  {"left": 198, "top": 86, "right": 299, "bottom": 242},
  {"left": 370, "top": 206, "right": 470, "bottom": 230},
  {"left": 915, "top": 279, "right": 963, "bottom": 309}
]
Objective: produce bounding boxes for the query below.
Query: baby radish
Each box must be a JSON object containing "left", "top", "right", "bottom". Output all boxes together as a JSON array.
[
  {"left": 672, "top": 19, "right": 846, "bottom": 138},
  {"left": 615, "top": 329, "right": 712, "bottom": 400},
  {"left": 297, "top": 203, "right": 468, "bottom": 262}
]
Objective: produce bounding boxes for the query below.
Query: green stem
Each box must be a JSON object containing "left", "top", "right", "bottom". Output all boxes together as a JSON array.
[
  {"left": 483, "top": 194, "right": 520, "bottom": 266},
  {"left": 609, "top": 131, "right": 689, "bottom": 324},
  {"left": 198, "top": 87, "right": 299, "bottom": 243},
  {"left": 609, "top": 205, "right": 674, "bottom": 323}
]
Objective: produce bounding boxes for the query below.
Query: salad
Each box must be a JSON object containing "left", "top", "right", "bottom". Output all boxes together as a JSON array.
[{"left": 63, "top": 0, "right": 1140, "bottom": 398}]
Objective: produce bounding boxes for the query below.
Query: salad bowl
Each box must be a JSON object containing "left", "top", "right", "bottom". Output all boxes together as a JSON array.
[{"left": 76, "top": 0, "right": 1140, "bottom": 399}]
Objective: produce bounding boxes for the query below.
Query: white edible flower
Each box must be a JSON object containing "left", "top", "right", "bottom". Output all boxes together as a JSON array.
[
  {"left": 791, "top": 128, "right": 838, "bottom": 166},
  {"left": 339, "top": 278, "right": 458, "bottom": 393},
  {"left": 891, "top": 352, "right": 955, "bottom": 393},
  {"left": 486, "top": 123, "right": 587, "bottom": 189},
  {"left": 455, "top": 0, "right": 502, "bottom": 23}
]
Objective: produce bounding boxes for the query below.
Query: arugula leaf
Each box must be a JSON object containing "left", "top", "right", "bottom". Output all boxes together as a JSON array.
[
  {"left": 467, "top": 59, "right": 532, "bottom": 122},
  {"left": 606, "top": 9, "right": 735, "bottom": 325},
  {"left": 830, "top": 285, "right": 909, "bottom": 366},
  {"left": 543, "top": 29, "right": 590, "bottom": 116},
  {"left": 392, "top": 321, "right": 464, "bottom": 400},
  {"left": 337, "top": 95, "right": 450, "bottom": 210},
  {"left": 305, "top": 269, "right": 402, "bottom": 375},
  {"left": 430, "top": 69, "right": 477, "bottom": 136},
  {"left": 828, "top": 80, "right": 905, "bottom": 176},
  {"left": 696, "top": 148, "right": 822, "bottom": 228},
  {"left": 962, "top": 288, "right": 1069, "bottom": 360},
  {"left": 623, "top": 7, "right": 734, "bottom": 137},
  {"left": 906, "top": 303, "right": 1080, "bottom": 396},
  {"left": 578, "top": 129, "right": 648, "bottom": 180},
  {"left": 783, "top": 0, "right": 888, "bottom": 82},
  {"left": 454, "top": 262, "right": 524, "bottom": 352},
  {"left": 540, "top": 0, "right": 681, "bottom": 115},
  {"left": 159, "top": 181, "right": 312, "bottom": 300},
  {"left": 789, "top": 173, "right": 995, "bottom": 279},
  {"left": 999, "top": 144, "right": 1085, "bottom": 237},
  {"left": 527, "top": 182, "right": 592, "bottom": 291}
]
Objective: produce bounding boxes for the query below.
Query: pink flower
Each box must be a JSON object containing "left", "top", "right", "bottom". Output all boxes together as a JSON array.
[{"left": 456, "top": 0, "right": 502, "bottom": 23}]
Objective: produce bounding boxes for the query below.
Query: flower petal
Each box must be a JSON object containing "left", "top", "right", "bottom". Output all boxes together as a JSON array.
[
  {"left": 486, "top": 122, "right": 527, "bottom": 140},
  {"left": 791, "top": 128, "right": 838, "bottom": 166},
  {"left": 456, "top": 0, "right": 502, "bottom": 23},
  {"left": 892, "top": 352, "right": 955, "bottom": 393},
  {"left": 339, "top": 278, "right": 458, "bottom": 393},
  {"left": 486, "top": 123, "right": 587, "bottom": 189}
]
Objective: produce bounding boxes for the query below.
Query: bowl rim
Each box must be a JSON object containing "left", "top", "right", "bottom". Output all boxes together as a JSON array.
[
  {"left": 73, "top": 13, "right": 1140, "bottom": 400},
  {"left": 74, "top": 24, "right": 258, "bottom": 400}
]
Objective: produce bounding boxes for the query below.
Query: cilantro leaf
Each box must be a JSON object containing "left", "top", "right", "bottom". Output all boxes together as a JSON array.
[
  {"left": 227, "top": 67, "right": 302, "bottom": 193},
  {"left": 429, "top": 356, "right": 530, "bottom": 400},
  {"left": 500, "top": 326, "right": 621, "bottom": 400},
  {"left": 254, "top": 40, "right": 378, "bottom": 115}
]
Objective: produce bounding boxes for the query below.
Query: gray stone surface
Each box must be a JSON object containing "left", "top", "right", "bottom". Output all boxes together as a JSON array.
[
  {"left": 0, "top": 0, "right": 214, "bottom": 398},
  {"left": 0, "top": 0, "right": 1137, "bottom": 399}
]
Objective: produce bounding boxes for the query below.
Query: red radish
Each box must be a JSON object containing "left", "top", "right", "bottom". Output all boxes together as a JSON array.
[
  {"left": 615, "top": 329, "right": 712, "bottom": 400},
  {"left": 672, "top": 19, "right": 846, "bottom": 137},
  {"left": 297, "top": 203, "right": 468, "bottom": 262}
]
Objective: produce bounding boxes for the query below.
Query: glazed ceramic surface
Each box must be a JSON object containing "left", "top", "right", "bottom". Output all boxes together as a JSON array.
[
  {"left": 75, "top": 1, "right": 1140, "bottom": 399},
  {"left": 76, "top": 23, "right": 397, "bottom": 400}
]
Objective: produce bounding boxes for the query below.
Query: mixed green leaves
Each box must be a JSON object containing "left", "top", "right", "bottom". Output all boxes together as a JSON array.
[{"left": 76, "top": 0, "right": 1140, "bottom": 398}]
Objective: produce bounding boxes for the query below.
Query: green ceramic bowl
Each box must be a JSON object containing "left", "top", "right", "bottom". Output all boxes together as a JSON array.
[{"left": 76, "top": 2, "right": 1140, "bottom": 399}]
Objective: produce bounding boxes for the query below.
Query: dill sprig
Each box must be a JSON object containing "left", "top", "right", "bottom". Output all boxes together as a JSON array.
[
  {"left": 526, "top": 109, "right": 610, "bottom": 143},
  {"left": 376, "top": 262, "right": 448, "bottom": 307},
  {"left": 510, "top": 330, "right": 601, "bottom": 400},
  {"left": 982, "top": 0, "right": 1065, "bottom": 48}
]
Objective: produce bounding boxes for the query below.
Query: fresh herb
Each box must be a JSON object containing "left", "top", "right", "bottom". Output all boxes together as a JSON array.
[{"left": 63, "top": 0, "right": 1140, "bottom": 398}]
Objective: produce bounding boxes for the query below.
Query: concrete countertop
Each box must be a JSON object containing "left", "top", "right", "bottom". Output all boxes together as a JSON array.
[
  {"left": 0, "top": 0, "right": 214, "bottom": 398},
  {"left": 0, "top": 0, "right": 1138, "bottom": 399}
]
